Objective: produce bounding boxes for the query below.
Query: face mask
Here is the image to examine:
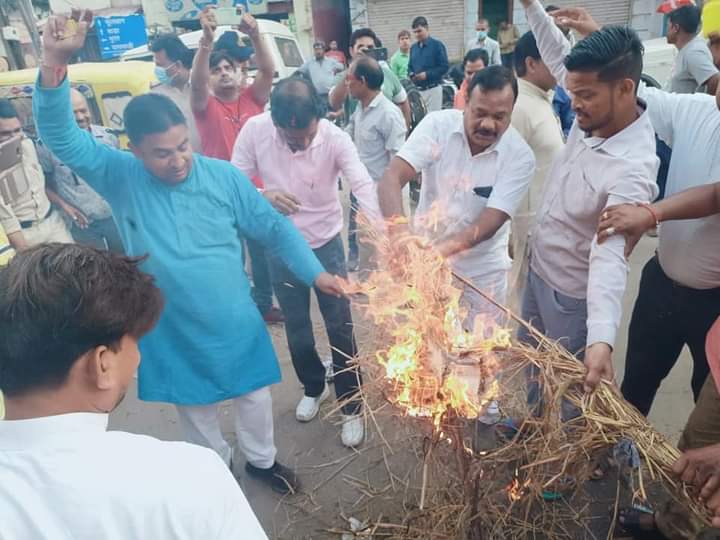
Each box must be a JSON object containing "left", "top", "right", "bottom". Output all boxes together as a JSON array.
[
  {"left": 477, "top": 30, "right": 488, "bottom": 40},
  {"left": 154, "top": 65, "right": 171, "bottom": 84}
]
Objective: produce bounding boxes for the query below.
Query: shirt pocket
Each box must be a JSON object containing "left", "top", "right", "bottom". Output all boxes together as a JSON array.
[
  {"left": 174, "top": 191, "right": 237, "bottom": 251},
  {"left": 556, "top": 164, "right": 602, "bottom": 222}
]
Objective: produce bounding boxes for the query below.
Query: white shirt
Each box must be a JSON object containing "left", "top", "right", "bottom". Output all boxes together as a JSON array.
[
  {"left": 0, "top": 413, "right": 268, "bottom": 540},
  {"left": 397, "top": 109, "right": 535, "bottom": 280},
  {"left": 466, "top": 36, "right": 502, "bottom": 65},
  {"left": 639, "top": 85, "right": 720, "bottom": 289},
  {"left": 346, "top": 92, "right": 407, "bottom": 182},
  {"left": 526, "top": 0, "right": 659, "bottom": 348}
]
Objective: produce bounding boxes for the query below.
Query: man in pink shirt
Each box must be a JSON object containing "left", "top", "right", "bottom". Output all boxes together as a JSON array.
[{"left": 232, "top": 77, "right": 382, "bottom": 448}]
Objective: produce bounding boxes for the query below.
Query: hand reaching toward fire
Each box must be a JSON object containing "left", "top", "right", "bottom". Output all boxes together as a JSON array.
[{"left": 583, "top": 342, "right": 614, "bottom": 393}]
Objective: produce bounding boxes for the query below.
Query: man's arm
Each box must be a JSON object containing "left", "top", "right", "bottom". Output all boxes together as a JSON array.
[
  {"left": 45, "top": 188, "right": 89, "bottom": 228},
  {"left": 328, "top": 71, "right": 348, "bottom": 112},
  {"left": 0, "top": 197, "right": 25, "bottom": 250},
  {"left": 521, "top": 0, "right": 575, "bottom": 87},
  {"left": 637, "top": 84, "right": 683, "bottom": 145},
  {"left": 190, "top": 8, "right": 215, "bottom": 114},
  {"left": 35, "top": 10, "right": 131, "bottom": 203},
  {"left": 584, "top": 168, "right": 659, "bottom": 391},
  {"left": 435, "top": 144, "right": 535, "bottom": 257},
  {"left": 598, "top": 182, "right": 720, "bottom": 253},
  {"left": 707, "top": 74, "right": 720, "bottom": 96},
  {"left": 491, "top": 42, "right": 502, "bottom": 66},
  {"left": 241, "top": 13, "right": 275, "bottom": 105}
]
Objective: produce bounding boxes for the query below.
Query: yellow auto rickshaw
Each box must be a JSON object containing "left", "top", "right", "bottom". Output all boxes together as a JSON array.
[{"left": 0, "top": 61, "right": 157, "bottom": 148}]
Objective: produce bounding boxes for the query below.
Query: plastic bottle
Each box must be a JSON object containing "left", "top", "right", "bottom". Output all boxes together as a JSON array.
[{"left": 703, "top": 0, "right": 720, "bottom": 38}]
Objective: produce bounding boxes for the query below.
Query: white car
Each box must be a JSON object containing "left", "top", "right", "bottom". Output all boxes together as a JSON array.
[{"left": 120, "top": 19, "right": 304, "bottom": 83}]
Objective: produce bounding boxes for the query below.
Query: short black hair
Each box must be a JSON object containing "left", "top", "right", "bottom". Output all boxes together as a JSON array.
[
  {"left": 123, "top": 93, "right": 186, "bottom": 145},
  {"left": 0, "top": 244, "right": 163, "bottom": 398},
  {"left": 352, "top": 56, "right": 384, "bottom": 90},
  {"left": 398, "top": 29, "right": 411, "bottom": 39},
  {"left": 467, "top": 65, "right": 518, "bottom": 103},
  {"left": 209, "top": 51, "right": 237, "bottom": 70},
  {"left": 565, "top": 26, "right": 644, "bottom": 87},
  {"left": 514, "top": 31, "right": 541, "bottom": 77},
  {"left": 150, "top": 33, "right": 193, "bottom": 69},
  {"left": 463, "top": 48, "right": 489, "bottom": 68},
  {"left": 350, "top": 28, "right": 381, "bottom": 49},
  {"left": 668, "top": 5, "right": 701, "bottom": 35},
  {"left": 412, "top": 16, "right": 429, "bottom": 29},
  {"left": 271, "top": 77, "right": 324, "bottom": 129},
  {"left": 0, "top": 98, "right": 18, "bottom": 120}
]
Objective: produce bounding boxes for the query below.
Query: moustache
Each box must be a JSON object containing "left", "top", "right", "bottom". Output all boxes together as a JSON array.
[{"left": 474, "top": 129, "right": 497, "bottom": 138}]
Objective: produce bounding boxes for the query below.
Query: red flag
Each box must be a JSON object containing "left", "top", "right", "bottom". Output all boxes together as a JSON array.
[{"left": 657, "top": 0, "right": 695, "bottom": 14}]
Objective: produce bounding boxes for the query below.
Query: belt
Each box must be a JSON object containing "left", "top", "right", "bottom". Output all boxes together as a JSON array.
[
  {"left": 20, "top": 207, "right": 53, "bottom": 229},
  {"left": 418, "top": 83, "right": 440, "bottom": 91}
]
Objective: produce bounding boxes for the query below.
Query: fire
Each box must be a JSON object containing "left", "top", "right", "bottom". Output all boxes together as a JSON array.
[
  {"left": 350, "top": 224, "right": 512, "bottom": 430},
  {"left": 506, "top": 474, "right": 531, "bottom": 502}
]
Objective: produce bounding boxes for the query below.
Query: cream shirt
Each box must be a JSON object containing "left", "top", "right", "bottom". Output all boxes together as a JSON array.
[
  {"left": 0, "top": 413, "right": 267, "bottom": 540},
  {"left": 511, "top": 78, "right": 564, "bottom": 217}
]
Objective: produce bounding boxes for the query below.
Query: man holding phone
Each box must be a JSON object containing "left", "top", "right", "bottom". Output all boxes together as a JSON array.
[
  {"left": 0, "top": 99, "right": 72, "bottom": 250},
  {"left": 408, "top": 16, "right": 450, "bottom": 112}
]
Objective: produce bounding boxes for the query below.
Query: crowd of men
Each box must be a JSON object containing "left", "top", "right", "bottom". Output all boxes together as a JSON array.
[{"left": 1, "top": 0, "right": 720, "bottom": 538}]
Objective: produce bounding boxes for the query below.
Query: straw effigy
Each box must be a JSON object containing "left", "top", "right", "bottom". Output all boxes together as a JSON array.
[{"left": 326, "top": 227, "right": 711, "bottom": 540}]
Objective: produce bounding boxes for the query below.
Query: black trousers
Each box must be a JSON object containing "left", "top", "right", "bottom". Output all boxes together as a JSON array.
[
  {"left": 621, "top": 256, "right": 720, "bottom": 416},
  {"left": 269, "top": 234, "right": 361, "bottom": 415}
]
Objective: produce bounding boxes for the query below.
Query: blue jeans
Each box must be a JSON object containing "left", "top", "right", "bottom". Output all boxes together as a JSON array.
[{"left": 269, "top": 234, "right": 362, "bottom": 415}]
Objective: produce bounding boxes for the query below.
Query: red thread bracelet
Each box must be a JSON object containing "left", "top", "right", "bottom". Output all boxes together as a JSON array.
[{"left": 636, "top": 203, "right": 659, "bottom": 227}]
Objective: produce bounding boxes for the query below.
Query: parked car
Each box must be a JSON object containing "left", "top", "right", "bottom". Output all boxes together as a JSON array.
[
  {"left": 120, "top": 20, "right": 304, "bottom": 83},
  {"left": 0, "top": 61, "right": 157, "bottom": 148}
]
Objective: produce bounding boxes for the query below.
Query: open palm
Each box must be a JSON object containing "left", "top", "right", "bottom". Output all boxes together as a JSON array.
[{"left": 43, "top": 9, "right": 93, "bottom": 65}]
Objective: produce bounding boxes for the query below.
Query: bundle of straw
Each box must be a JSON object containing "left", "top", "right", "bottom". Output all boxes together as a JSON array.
[{"left": 331, "top": 229, "right": 710, "bottom": 539}]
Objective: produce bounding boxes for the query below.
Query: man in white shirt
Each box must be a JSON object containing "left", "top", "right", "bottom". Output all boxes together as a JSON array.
[
  {"left": 557, "top": 6, "right": 720, "bottom": 416},
  {"left": 666, "top": 4, "right": 719, "bottom": 95},
  {"left": 509, "top": 31, "right": 564, "bottom": 309},
  {"left": 378, "top": 65, "right": 535, "bottom": 326},
  {"left": 467, "top": 18, "right": 502, "bottom": 65},
  {"left": 0, "top": 244, "right": 267, "bottom": 540},
  {"left": 519, "top": 0, "right": 659, "bottom": 393}
]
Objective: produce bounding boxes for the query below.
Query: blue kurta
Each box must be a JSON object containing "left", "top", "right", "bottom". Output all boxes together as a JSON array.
[{"left": 33, "top": 78, "right": 325, "bottom": 405}]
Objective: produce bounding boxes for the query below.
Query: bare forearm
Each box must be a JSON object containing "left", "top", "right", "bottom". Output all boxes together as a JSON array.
[
  {"left": 45, "top": 188, "right": 66, "bottom": 208},
  {"left": 40, "top": 64, "right": 68, "bottom": 89},
  {"left": 190, "top": 42, "right": 212, "bottom": 111},
  {"left": 399, "top": 100, "right": 412, "bottom": 129},
  {"left": 378, "top": 158, "right": 414, "bottom": 218},
  {"left": 438, "top": 209, "right": 507, "bottom": 257},
  {"left": 329, "top": 84, "right": 347, "bottom": 111},
  {"left": 7, "top": 231, "right": 28, "bottom": 250},
  {"left": 654, "top": 182, "right": 720, "bottom": 222}
]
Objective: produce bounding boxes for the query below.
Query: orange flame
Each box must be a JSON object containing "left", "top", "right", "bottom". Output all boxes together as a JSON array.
[{"left": 350, "top": 222, "right": 511, "bottom": 430}]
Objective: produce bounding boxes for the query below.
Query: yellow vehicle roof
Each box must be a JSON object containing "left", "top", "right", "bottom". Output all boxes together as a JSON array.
[{"left": 0, "top": 61, "right": 156, "bottom": 92}]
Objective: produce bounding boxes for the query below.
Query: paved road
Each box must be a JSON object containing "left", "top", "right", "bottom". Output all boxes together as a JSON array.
[{"left": 110, "top": 229, "right": 696, "bottom": 538}]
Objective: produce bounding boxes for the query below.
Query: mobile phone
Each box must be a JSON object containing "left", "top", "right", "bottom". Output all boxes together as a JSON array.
[
  {"left": 214, "top": 6, "right": 244, "bottom": 26},
  {"left": 365, "top": 47, "right": 388, "bottom": 62},
  {"left": 473, "top": 186, "right": 493, "bottom": 199}
]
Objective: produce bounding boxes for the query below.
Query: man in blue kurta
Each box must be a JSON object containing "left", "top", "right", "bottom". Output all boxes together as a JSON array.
[{"left": 33, "top": 10, "right": 345, "bottom": 494}]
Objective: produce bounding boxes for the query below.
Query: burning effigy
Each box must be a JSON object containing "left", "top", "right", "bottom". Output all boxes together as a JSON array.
[{"left": 331, "top": 224, "right": 710, "bottom": 539}]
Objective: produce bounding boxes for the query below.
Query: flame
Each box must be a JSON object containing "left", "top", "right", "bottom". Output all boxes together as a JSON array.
[
  {"left": 506, "top": 475, "right": 531, "bottom": 502},
  {"left": 351, "top": 222, "right": 511, "bottom": 430}
]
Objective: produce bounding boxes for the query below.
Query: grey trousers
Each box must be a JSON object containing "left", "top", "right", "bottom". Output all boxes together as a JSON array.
[{"left": 518, "top": 268, "right": 588, "bottom": 417}]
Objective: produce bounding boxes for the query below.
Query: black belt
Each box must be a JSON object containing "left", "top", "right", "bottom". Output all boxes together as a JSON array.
[
  {"left": 418, "top": 83, "right": 440, "bottom": 90},
  {"left": 20, "top": 207, "right": 52, "bottom": 229}
]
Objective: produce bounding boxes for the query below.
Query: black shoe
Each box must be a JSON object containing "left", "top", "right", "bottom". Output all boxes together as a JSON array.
[{"left": 245, "top": 461, "right": 299, "bottom": 495}]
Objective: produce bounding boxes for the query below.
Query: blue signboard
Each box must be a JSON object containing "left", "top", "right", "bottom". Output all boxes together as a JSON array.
[{"left": 95, "top": 15, "right": 149, "bottom": 60}]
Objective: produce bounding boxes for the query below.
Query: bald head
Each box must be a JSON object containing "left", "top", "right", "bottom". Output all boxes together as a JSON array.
[{"left": 70, "top": 88, "right": 92, "bottom": 131}]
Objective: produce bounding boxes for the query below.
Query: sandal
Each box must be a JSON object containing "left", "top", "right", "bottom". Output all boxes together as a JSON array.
[{"left": 616, "top": 506, "right": 668, "bottom": 539}]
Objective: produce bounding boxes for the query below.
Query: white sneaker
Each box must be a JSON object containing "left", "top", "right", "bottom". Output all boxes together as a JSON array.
[
  {"left": 341, "top": 414, "right": 365, "bottom": 447},
  {"left": 295, "top": 384, "right": 330, "bottom": 422},
  {"left": 322, "top": 356, "right": 334, "bottom": 383}
]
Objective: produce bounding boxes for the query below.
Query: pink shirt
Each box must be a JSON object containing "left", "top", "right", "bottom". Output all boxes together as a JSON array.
[{"left": 231, "top": 112, "right": 382, "bottom": 248}]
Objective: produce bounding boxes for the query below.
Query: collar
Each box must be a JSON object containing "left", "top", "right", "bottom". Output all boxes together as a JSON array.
[
  {"left": 0, "top": 412, "right": 109, "bottom": 450},
  {"left": 581, "top": 99, "right": 651, "bottom": 157},
  {"left": 364, "top": 92, "right": 384, "bottom": 110},
  {"left": 518, "top": 78, "right": 554, "bottom": 103}
]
